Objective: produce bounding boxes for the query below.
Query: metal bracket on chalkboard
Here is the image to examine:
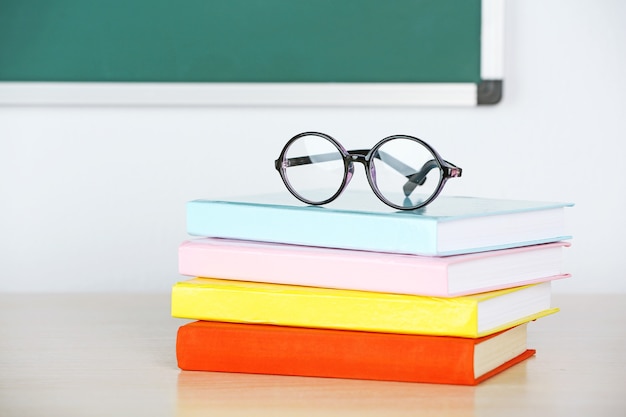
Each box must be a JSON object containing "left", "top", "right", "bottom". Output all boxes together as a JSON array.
[{"left": 477, "top": 80, "right": 503, "bottom": 105}]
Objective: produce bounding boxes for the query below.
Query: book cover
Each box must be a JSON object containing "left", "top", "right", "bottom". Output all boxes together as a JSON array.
[
  {"left": 179, "top": 238, "right": 570, "bottom": 297},
  {"left": 176, "top": 321, "right": 535, "bottom": 385},
  {"left": 171, "top": 278, "right": 558, "bottom": 338},
  {"left": 186, "top": 191, "right": 573, "bottom": 256}
]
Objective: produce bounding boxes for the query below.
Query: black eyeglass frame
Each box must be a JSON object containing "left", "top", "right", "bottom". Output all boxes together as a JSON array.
[{"left": 274, "top": 131, "right": 462, "bottom": 210}]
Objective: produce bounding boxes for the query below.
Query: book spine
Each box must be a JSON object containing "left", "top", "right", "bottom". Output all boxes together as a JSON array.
[
  {"left": 178, "top": 240, "right": 450, "bottom": 296},
  {"left": 186, "top": 201, "right": 439, "bottom": 255},
  {"left": 176, "top": 321, "right": 478, "bottom": 385},
  {"left": 171, "top": 279, "right": 478, "bottom": 337}
]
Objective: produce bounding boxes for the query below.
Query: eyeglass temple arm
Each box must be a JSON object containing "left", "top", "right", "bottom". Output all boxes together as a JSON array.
[
  {"left": 403, "top": 160, "right": 462, "bottom": 197},
  {"left": 373, "top": 152, "right": 442, "bottom": 198},
  {"left": 275, "top": 152, "right": 340, "bottom": 170}
]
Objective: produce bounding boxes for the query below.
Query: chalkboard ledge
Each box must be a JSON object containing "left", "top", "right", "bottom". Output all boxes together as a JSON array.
[{"left": 0, "top": 82, "right": 501, "bottom": 107}]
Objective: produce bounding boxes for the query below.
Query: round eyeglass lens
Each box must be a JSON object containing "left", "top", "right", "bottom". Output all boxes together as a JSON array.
[
  {"left": 369, "top": 137, "right": 443, "bottom": 209},
  {"left": 282, "top": 134, "right": 346, "bottom": 203}
]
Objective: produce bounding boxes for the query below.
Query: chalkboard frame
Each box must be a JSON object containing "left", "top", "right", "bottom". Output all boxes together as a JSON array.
[{"left": 0, "top": 0, "right": 504, "bottom": 106}]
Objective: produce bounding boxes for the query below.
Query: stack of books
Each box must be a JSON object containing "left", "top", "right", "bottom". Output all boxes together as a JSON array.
[{"left": 171, "top": 191, "right": 572, "bottom": 385}]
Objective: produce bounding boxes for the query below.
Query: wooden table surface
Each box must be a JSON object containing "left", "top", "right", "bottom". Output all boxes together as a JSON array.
[{"left": 0, "top": 293, "right": 624, "bottom": 416}]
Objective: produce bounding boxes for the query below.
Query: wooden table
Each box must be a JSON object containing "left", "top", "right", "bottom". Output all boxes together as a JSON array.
[{"left": 1, "top": 294, "right": 624, "bottom": 416}]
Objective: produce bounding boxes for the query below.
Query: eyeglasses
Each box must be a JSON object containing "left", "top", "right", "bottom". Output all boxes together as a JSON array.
[{"left": 274, "top": 132, "right": 462, "bottom": 210}]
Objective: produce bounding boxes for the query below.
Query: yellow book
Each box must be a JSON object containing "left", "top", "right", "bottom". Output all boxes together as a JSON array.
[{"left": 171, "top": 278, "right": 558, "bottom": 338}]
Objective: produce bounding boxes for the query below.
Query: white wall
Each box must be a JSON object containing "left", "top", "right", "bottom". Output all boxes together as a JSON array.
[{"left": 1, "top": 0, "right": 625, "bottom": 293}]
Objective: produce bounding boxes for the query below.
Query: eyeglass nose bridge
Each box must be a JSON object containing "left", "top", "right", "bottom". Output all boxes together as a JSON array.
[
  {"left": 340, "top": 150, "right": 370, "bottom": 191},
  {"left": 346, "top": 150, "right": 370, "bottom": 165}
]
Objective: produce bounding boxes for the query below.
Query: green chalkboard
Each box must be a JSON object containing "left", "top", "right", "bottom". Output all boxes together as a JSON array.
[
  {"left": 0, "top": 0, "right": 483, "bottom": 83},
  {"left": 0, "top": 0, "right": 505, "bottom": 105}
]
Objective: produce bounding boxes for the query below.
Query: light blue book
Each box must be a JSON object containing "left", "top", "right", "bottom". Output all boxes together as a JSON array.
[{"left": 186, "top": 191, "right": 573, "bottom": 256}]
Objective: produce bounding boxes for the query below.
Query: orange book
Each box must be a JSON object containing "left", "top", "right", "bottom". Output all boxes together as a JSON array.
[{"left": 176, "top": 321, "right": 535, "bottom": 385}]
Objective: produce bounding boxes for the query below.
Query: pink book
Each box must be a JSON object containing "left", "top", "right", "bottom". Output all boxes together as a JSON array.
[{"left": 179, "top": 238, "right": 570, "bottom": 297}]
